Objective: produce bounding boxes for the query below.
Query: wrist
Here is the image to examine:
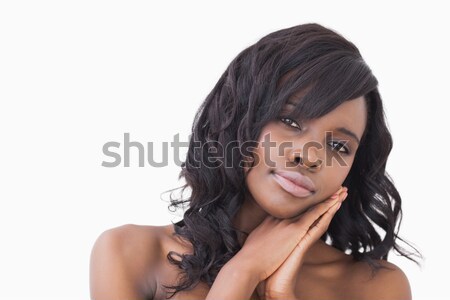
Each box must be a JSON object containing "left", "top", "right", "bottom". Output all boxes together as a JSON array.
[
  {"left": 223, "top": 254, "right": 260, "bottom": 286},
  {"left": 205, "top": 256, "right": 260, "bottom": 300}
]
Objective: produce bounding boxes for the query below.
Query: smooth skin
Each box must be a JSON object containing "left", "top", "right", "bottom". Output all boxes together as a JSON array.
[
  {"left": 90, "top": 97, "right": 412, "bottom": 299},
  {"left": 257, "top": 190, "right": 348, "bottom": 299},
  {"left": 207, "top": 187, "right": 348, "bottom": 300}
]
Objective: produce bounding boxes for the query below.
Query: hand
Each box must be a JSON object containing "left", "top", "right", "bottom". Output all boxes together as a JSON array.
[{"left": 252, "top": 187, "right": 348, "bottom": 300}]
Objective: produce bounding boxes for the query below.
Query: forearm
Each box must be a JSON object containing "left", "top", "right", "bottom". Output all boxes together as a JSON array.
[{"left": 205, "top": 257, "right": 260, "bottom": 300}]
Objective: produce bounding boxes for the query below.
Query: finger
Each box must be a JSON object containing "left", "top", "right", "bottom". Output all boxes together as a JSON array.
[
  {"left": 309, "top": 198, "right": 343, "bottom": 230},
  {"left": 297, "top": 200, "right": 343, "bottom": 250},
  {"left": 311, "top": 186, "right": 347, "bottom": 211},
  {"left": 291, "top": 186, "right": 347, "bottom": 222},
  {"left": 292, "top": 197, "right": 340, "bottom": 227},
  {"left": 291, "top": 188, "right": 347, "bottom": 229},
  {"left": 331, "top": 186, "right": 344, "bottom": 198},
  {"left": 330, "top": 186, "right": 347, "bottom": 199},
  {"left": 268, "top": 233, "right": 309, "bottom": 284},
  {"left": 267, "top": 199, "right": 346, "bottom": 285}
]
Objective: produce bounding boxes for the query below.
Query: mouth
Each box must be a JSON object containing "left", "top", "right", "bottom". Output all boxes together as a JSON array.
[{"left": 271, "top": 170, "right": 315, "bottom": 198}]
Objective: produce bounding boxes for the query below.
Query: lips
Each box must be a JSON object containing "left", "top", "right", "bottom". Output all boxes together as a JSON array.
[{"left": 272, "top": 170, "right": 316, "bottom": 198}]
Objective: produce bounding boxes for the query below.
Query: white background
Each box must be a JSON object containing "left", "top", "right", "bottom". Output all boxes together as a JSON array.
[{"left": 0, "top": 1, "right": 448, "bottom": 299}]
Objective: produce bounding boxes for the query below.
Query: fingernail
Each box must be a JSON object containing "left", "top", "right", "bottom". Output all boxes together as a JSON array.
[
  {"left": 334, "top": 202, "right": 342, "bottom": 210},
  {"left": 343, "top": 192, "right": 348, "bottom": 200},
  {"left": 331, "top": 187, "right": 343, "bottom": 199}
]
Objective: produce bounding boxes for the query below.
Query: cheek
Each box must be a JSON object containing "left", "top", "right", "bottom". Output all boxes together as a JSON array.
[
  {"left": 245, "top": 140, "right": 267, "bottom": 171},
  {"left": 242, "top": 140, "right": 265, "bottom": 174},
  {"left": 322, "top": 162, "right": 353, "bottom": 195}
]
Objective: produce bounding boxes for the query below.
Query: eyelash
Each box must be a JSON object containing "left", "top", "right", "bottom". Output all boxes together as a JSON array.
[{"left": 278, "top": 117, "right": 351, "bottom": 155}]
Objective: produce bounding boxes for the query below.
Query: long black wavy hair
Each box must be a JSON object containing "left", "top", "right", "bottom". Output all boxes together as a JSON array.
[{"left": 161, "top": 23, "right": 423, "bottom": 298}]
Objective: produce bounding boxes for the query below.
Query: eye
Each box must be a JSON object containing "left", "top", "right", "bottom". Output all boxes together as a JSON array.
[
  {"left": 328, "top": 141, "right": 350, "bottom": 155},
  {"left": 279, "top": 117, "right": 302, "bottom": 130}
]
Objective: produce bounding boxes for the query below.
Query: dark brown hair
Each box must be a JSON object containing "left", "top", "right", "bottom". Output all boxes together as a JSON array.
[{"left": 161, "top": 22, "right": 423, "bottom": 298}]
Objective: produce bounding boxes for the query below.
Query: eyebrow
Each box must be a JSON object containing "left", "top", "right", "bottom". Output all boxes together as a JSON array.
[
  {"left": 283, "top": 102, "right": 361, "bottom": 144},
  {"left": 335, "top": 127, "right": 360, "bottom": 145}
]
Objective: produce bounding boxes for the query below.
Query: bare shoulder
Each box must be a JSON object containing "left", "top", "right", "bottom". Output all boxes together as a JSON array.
[
  {"left": 89, "top": 224, "right": 164, "bottom": 300},
  {"left": 349, "top": 259, "right": 412, "bottom": 300}
]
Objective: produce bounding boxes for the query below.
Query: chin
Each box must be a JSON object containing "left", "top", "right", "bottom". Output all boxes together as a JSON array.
[{"left": 266, "top": 206, "right": 307, "bottom": 219}]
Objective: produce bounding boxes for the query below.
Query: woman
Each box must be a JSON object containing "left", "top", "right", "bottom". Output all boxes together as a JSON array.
[{"left": 90, "top": 23, "right": 422, "bottom": 300}]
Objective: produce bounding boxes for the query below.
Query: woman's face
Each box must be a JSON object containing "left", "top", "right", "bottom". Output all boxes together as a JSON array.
[{"left": 244, "top": 96, "right": 367, "bottom": 219}]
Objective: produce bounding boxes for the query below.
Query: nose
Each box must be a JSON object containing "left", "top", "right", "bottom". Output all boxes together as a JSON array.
[{"left": 287, "top": 144, "right": 323, "bottom": 171}]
